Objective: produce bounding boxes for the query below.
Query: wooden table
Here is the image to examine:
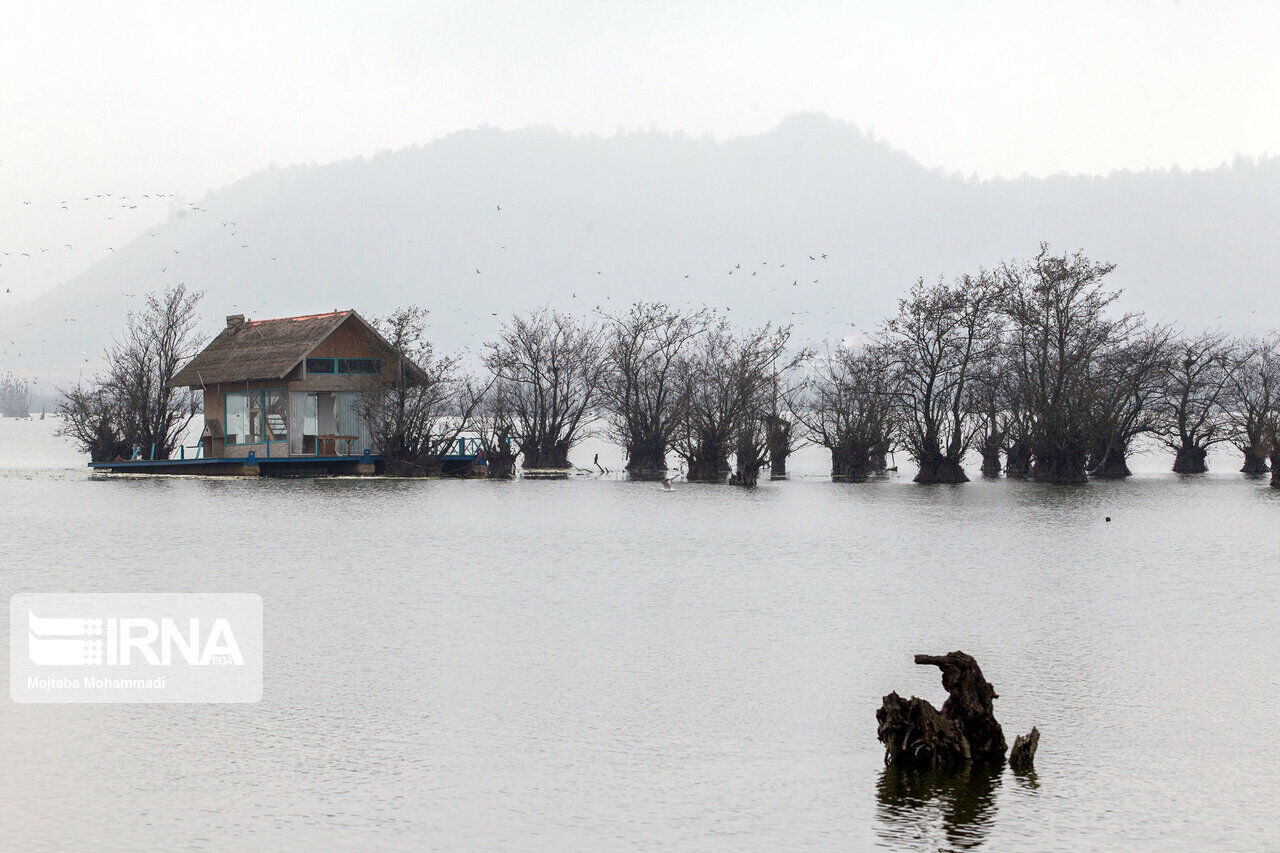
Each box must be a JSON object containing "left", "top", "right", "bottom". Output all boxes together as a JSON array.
[{"left": 316, "top": 434, "right": 359, "bottom": 456}]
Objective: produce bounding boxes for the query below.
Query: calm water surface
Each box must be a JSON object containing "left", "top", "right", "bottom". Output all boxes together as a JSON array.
[{"left": 1, "top": 418, "right": 1277, "bottom": 851}]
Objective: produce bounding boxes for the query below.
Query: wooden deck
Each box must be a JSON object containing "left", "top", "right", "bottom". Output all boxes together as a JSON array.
[{"left": 89, "top": 452, "right": 383, "bottom": 476}]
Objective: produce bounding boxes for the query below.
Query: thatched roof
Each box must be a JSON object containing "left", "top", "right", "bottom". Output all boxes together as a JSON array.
[{"left": 170, "top": 310, "right": 416, "bottom": 387}]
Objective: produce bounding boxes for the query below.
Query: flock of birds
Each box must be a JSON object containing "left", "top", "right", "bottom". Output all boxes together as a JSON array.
[{"left": 1, "top": 191, "right": 863, "bottom": 387}]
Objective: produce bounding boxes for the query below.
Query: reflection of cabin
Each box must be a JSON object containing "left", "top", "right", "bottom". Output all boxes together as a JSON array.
[{"left": 121, "top": 309, "right": 425, "bottom": 475}]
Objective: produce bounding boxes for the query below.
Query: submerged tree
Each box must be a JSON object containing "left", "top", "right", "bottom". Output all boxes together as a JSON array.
[
  {"left": 764, "top": 357, "right": 808, "bottom": 480},
  {"left": 55, "top": 384, "right": 131, "bottom": 462},
  {"left": 359, "top": 306, "right": 489, "bottom": 475},
  {"left": 57, "top": 285, "right": 203, "bottom": 461},
  {"left": 884, "top": 272, "right": 1003, "bottom": 484},
  {"left": 1002, "top": 247, "right": 1134, "bottom": 483},
  {"left": 1086, "top": 325, "right": 1173, "bottom": 479},
  {"left": 968, "top": 352, "right": 1012, "bottom": 478},
  {"left": 485, "top": 308, "right": 607, "bottom": 471},
  {"left": 602, "top": 302, "right": 710, "bottom": 480},
  {"left": 1153, "top": 332, "right": 1234, "bottom": 474},
  {"left": 672, "top": 321, "right": 793, "bottom": 483},
  {"left": 1225, "top": 335, "right": 1280, "bottom": 478},
  {"left": 797, "top": 343, "right": 898, "bottom": 480},
  {"left": 474, "top": 378, "right": 519, "bottom": 479},
  {"left": 728, "top": 327, "right": 806, "bottom": 487}
]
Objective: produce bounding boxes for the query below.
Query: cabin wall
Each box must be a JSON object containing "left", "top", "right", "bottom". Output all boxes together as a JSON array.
[{"left": 299, "top": 316, "right": 400, "bottom": 387}]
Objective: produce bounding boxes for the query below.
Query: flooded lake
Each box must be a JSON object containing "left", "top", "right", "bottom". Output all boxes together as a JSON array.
[{"left": 1, "top": 417, "right": 1278, "bottom": 850}]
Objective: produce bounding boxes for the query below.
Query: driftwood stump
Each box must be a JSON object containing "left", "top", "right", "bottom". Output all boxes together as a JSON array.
[
  {"left": 1009, "top": 727, "right": 1040, "bottom": 772},
  {"left": 877, "top": 651, "right": 1026, "bottom": 768},
  {"left": 876, "top": 692, "right": 971, "bottom": 767},
  {"left": 914, "top": 652, "right": 1007, "bottom": 760}
]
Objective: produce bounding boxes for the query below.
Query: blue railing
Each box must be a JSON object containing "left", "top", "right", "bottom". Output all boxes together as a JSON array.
[{"left": 443, "top": 437, "right": 485, "bottom": 457}]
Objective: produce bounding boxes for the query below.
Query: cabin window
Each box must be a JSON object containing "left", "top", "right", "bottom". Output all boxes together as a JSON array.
[
  {"left": 337, "top": 358, "right": 381, "bottom": 375},
  {"left": 306, "top": 358, "right": 336, "bottom": 374},
  {"left": 224, "top": 389, "right": 287, "bottom": 444}
]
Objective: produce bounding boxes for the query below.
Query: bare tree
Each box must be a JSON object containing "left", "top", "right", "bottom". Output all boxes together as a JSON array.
[
  {"left": 602, "top": 302, "right": 710, "bottom": 480},
  {"left": 57, "top": 285, "right": 203, "bottom": 461},
  {"left": 1086, "top": 324, "right": 1173, "bottom": 479},
  {"left": 883, "top": 272, "right": 1004, "bottom": 483},
  {"left": 728, "top": 327, "right": 806, "bottom": 487},
  {"left": 671, "top": 321, "right": 792, "bottom": 483},
  {"left": 796, "top": 343, "right": 899, "bottom": 481},
  {"left": 1224, "top": 334, "right": 1280, "bottom": 478},
  {"left": 54, "top": 383, "right": 130, "bottom": 462},
  {"left": 473, "top": 378, "right": 519, "bottom": 479},
  {"left": 360, "top": 306, "right": 490, "bottom": 475},
  {"left": 1002, "top": 247, "right": 1136, "bottom": 483},
  {"left": 763, "top": 355, "right": 809, "bottom": 480},
  {"left": 485, "top": 308, "right": 607, "bottom": 471},
  {"left": 968, "top": 350, "right": 1012, "bottom": 477},
  {"left": 1153, "top": 332, "right": 1234, "bottom": 473},
  {"left": 0, "top": 372, "right": 31, "bottom": 418}
]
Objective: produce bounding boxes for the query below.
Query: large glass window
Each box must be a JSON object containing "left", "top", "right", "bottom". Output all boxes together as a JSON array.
[
  {"left": 338, "top": 358, "right": 381, "bottom": 374},
  {"left": 225, "top": 392, "right": 250, "bottom": 444},
  {"left": 306, "top": 358, "right": 336, "bottom": 374},
  {"left": 224, "top": 389, "right": 287, "bottom": 444},
  {"left": 264, "top": 389, "right": 287, "bottom": 442}
]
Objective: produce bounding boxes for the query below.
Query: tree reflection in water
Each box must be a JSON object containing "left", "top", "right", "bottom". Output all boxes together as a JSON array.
[{"left": 875, "top": 763, "right": 1002, "bottom": 850}]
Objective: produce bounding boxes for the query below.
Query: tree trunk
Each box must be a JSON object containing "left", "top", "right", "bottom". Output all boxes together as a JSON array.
[
  {"left": 766, "top": 416, "right": 791, "bottom": 480},
  {"left": 1090, "top": 442, "right": 1132, "bottom": 479},
  {"left": 1029, "top": 451, "right": 1087, "bottom": 484},
  {"left": 831, "top": 445, "right": 877, "bottom": 481},
  {"left": 1272, "top": 452, "right": 1280, "bottom": 489},
  {"left": 1005, "top": 441, "right": 1032, "bottom": 479},
  {"left": 873, "top": 439, "right": 892, "bottom": 472},
  {"left": 914, "top": 453, "right": 969, "bottom": 484},
  {"left": 486, "top": 451, "right": 516, "bottom": 479},
  {"left": 520, "top": 440, "right": 571, "bottom": 471},
  {"left": 1009, "top": 727, "right": 1040, "bottom": 773},
  {"left": 485, "top": 430, "right": 517, "bottom": 479},
  {"left": 686, "top": 455, "right": 729, "bottom": 482},
  {"left": 979, "top": 440, "right": 1002, "bottom": 478},
  {"left": 1241, "top": 447, "right": 1270, "bottom": 475},
  {"left": 730, "top": 459, "right": 761, "bottom": 487},
  {"left": 626, "top": 438, "right": 667, "bottom": 481},
  {"left": 1172, "top": 443, "right": 1208, "bottom": 474}
]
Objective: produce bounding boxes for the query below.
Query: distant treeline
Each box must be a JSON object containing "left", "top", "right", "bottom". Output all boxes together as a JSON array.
[
  {"left": 369, "top": 245, "right": 1279, "bottom": 486},
  {"left": 0, "top": 372, "right": 31, "bottom": 418},
  {"left": 56, "top": 247, "right": 1280, "bottom": 486}
]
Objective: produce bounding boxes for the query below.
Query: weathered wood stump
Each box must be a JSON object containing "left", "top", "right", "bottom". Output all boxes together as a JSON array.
[
  {"left": 877, "top": 651, "right": 1030, "bottom": 769},
  {"left": 1009, "top": 727, "right": 1040, "bottom": 772},
  {"left": 876, "top": 692, "right": 971, "bottom": 767},
  {"left": 914, "top": 652, "right": 1007, "bottom": 760}
]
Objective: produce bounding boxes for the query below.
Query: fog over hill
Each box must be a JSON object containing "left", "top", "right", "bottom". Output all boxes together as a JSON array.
[{"left": 4, "top": 113, "right": 1278, "bottom": 383}]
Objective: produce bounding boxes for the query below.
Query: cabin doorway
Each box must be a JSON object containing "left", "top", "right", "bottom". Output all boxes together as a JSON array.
[{"left": 301, "top": 392, "right": 338, "bottom": 455}]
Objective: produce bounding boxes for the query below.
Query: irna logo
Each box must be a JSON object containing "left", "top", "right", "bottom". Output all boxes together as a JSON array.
[
  {"left": 27, "top": 612, "right": 244, "bottom": 667},
  {"left": 11, "top": 593, "right": 263, "bottom": 704}
]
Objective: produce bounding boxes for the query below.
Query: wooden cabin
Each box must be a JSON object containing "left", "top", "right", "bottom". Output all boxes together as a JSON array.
[{"left": 134, "top": 309, "right": 424, "bottom": 475}]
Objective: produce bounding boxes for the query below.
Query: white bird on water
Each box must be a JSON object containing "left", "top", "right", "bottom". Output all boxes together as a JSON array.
[{"left": 661, "top": 475, "right": 676, "bottom": 492}]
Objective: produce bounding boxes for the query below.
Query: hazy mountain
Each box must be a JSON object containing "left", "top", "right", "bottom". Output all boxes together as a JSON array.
[{"left": 4, "top": 112, "right": 1278, "bottom": 383}]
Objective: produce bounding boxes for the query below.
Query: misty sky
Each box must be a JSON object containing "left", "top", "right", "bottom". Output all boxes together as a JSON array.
[{"left": 3, "top": 1, "right": 1280, "bottom": 299}]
